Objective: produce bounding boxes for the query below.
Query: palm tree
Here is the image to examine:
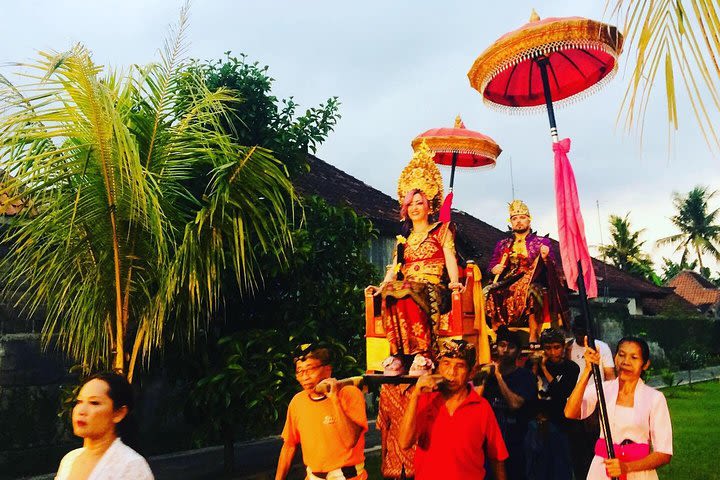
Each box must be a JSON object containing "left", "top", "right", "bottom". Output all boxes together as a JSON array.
[
  {"left": 656, "top": 186, "right": 720, "bottom": 270},
  {"left": 0, "top": 7, "right": 295, "bottom": 381},
  {"left": 599, "top": 213, "right": 656, "bottom": 281},
  {"left": 610, "top": 1, "right": 720, "bottom": 152}
]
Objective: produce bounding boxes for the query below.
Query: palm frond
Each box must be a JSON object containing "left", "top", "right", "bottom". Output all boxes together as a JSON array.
[{"left": 610, "top": 0, "right": 720, "bottom": 152}]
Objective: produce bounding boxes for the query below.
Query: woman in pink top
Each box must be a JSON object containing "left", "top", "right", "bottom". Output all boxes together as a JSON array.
[{"left": 565, "top": 337, "right": 672, "bottom": 480}]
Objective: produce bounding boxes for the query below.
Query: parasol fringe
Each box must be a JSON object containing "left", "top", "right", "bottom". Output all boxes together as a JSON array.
[
  {"left": 481, "top": 67, "right": 618, "bottom": 115},
  {"left": 481, "top": 40, "right": 618, "bottom": 93}
]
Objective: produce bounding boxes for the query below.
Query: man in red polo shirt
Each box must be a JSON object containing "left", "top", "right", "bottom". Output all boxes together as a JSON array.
[{"left": 398, "top": 340, "right": 508, "bottom": 480}]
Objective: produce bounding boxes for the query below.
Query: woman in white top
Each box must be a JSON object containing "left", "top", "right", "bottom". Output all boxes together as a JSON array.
[
  {"left": 565, "top": 337, "right": 672, "bottom": 480},
  {"left": 56, "top": 372, "right": 154, "bottom": 480}
]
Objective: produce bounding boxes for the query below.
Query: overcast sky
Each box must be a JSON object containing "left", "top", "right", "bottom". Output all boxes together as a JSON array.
[{"left": 2, "top": 0, "right": 719, "bottom": 273}]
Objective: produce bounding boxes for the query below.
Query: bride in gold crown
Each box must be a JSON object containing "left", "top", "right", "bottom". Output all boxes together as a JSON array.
[{"left": 368, "top": 141, "right": 462, "bottom": 376}]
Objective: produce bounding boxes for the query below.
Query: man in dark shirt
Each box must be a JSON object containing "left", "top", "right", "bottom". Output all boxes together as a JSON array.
[
  {"left": 480, "top": 327, "right": 536, "bottom": 480},
  {"left": 525, "top": 328, "right": 579, "bottom": 480}
]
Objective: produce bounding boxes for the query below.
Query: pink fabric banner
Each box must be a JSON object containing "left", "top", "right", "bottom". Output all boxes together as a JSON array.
[
  {"left": 553, "top": 138, "right": 598, "bottom": 298},
  {"left": 439, "top": 191, "right": 453, "bottom": 223}
]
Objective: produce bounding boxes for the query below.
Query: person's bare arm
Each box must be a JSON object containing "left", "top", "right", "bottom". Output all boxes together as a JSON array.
[
  {"left": 443, "top": 246, "right": 462, "bottom": 290},
  {"left": 539, "top": 354, "right": 555, "bottom": 384},
  {"left": 325, "top": 379, "right": 364, "bottom": 449},
  {"left": 274, "top": 442, "right": 297, "bottom": 480},
  {"left": 489, "top": 459, "right": 507, "bottom": 480},
  {"left": 399, "top": 375, "right": 437, "bottom": 449},
  {"left": 604, "top": 453, "right": 672, "bottom": 477},
  {"left": 565, "top": 339, "right": 599, "bottom": 420},
  {"left": 495, "top": 368, "right": 525, "bottom": 410}
]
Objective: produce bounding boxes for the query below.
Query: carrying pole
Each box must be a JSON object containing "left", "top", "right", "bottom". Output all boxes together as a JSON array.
[{"left": 537, "top": 56, "right": 617, "bottom": 478}]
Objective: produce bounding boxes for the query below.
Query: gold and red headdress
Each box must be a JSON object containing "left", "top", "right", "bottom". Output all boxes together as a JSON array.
[
  {"left": 508, "top": 199, "right": 531, "bottom": 221},
  {"left": 397, "top": 139, "right": 444, "bottom": 213}
]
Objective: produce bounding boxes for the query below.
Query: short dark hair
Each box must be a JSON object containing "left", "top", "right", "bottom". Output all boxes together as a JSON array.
[
  {"left": 540, "top": 328, "right": 566, "bottom": 346},
  {"left": 438, "top": 339, "right": 476, "bottom": 366},
  {"left": 293, "top": 343, "right": 332, "bottom": 365},
  {"left": 496, "top": 326, "right": 521, "bottom": 349},
  {"left": 616, "top": 336, "right": 650, "bottom": 363},
  {"left": 571, "top": 317, "right": 588, "bottom": 334},
  {"left": 82, "top": 372, "right": 134, "bottom": 438}
]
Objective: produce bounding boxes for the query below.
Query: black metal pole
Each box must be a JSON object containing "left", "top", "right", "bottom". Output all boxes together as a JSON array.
[
  {"left": 449, "top": 151, "right": 458, "bottom": 190},
  {"left": 536, "top": 56, "right": 618, "bottom": 474},
  {"left": 536, "top": 57, "right": 559, "bottom": 142}
]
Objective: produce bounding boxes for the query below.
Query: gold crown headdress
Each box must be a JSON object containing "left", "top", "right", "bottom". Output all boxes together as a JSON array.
[
  {"left": 397, "top": 139, "right": 444, "bottom": 213},
  {"left": 508, "top": 199, "right": 531, "bottom": 221}
]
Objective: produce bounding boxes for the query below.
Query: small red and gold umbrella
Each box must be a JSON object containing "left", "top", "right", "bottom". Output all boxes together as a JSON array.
[{"left": 412, "top": 116, "right": 501, "bottom": 221}]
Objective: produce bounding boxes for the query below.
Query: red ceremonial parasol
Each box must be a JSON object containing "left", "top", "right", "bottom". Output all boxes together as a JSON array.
[
  {"left": 412, "top": 116, "right": 501, "bottom": 222},
  {"left": 468, "top": 10, "right": 624, "bottom": 473},
  {"left": 468, "top": 9, "right": 623, "bottom": 114}
]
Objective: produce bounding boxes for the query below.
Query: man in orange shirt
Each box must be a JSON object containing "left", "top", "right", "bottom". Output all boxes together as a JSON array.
[{"left": 275, "top": 344, "right": 368, "bottom": 480}]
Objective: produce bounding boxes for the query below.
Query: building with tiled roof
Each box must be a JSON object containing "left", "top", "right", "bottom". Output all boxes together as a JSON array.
[
  {"left": 666, "top": 270, "right": 720, "bottom": 318},
  {"left": 296, "top": 155, "right": 678, "bottom": 316}
]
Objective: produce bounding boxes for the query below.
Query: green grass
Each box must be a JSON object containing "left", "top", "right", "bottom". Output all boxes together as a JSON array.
[{"left": 659, "top": 380, "right": 720, "bottom": 480}]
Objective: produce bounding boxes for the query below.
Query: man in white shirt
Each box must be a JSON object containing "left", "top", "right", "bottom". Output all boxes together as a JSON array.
[
  {"left": 565, "top": 320, "right": 616, "bottom": 480},
  {"left": 567, "top": 322, "right": 616, "bottom": 383}
]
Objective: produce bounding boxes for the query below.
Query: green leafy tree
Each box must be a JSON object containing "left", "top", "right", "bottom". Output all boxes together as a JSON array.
[
  {"left": 167, "top": 56, "right": 370, "bottom": 469},
  {"left": 657, "top": 186, "right": 720, "bottom": 270},
  {"left": 660, "top": 257, "right": 698, "bottom": 283},
  {"left": 599, "top": 213, "right": 659, "bottom": 284},
  {"left": 182, "top": 53, "right": 340, "bottom": 177},
  {"left": 672, "top": 344, "right": 708, "bottom": 389},
  {"left": 183, "top": 197, "right": 375, "bottom": 470},
  {"left": 0, "top": 8, "right": 295, "bottom": 381}
]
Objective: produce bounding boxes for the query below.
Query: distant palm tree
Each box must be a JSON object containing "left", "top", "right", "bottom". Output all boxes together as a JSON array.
[
  {"left": 656, "top": 186, "right": 720, "bottom": 270},
  {"left": 610, "top": 1, "right": 720, "bottom": 152},
  {"left": 0, "top": 7, "right": 295, "bottom": 381},
  {"left": 599, "top": 213, "right": 657, "bottom": 281}
]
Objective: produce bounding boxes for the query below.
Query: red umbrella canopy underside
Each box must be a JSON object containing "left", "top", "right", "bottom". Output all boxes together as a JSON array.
[
  {"left": 484, "top": 48, "right": 617, "bottom": 108},
  {"left": 468, "top": 14, "right": 623, "bottom": 112},
  {"left": 412, "top": 122, "right": 501, "bottom": 168}
]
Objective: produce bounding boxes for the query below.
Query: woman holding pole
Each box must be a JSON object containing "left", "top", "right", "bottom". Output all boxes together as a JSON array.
[{"left": 565, "top": 337, "right": 672, "bottom": 479}]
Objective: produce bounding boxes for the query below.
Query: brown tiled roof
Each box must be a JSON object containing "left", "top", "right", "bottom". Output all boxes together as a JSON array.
[
  {"left": 666, "top": 270, "right": 720, "bottom": 312},
  {"left": 297, "top": 155, "right": 670, "bottom": 298},
  {"left": 641, "top": 292, "right": 700, "bottom": 316},
  {"left": 295, "top": 155, "right": 401, "bottom": 236}
]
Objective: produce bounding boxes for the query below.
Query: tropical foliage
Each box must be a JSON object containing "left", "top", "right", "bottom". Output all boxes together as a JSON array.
[
  {"left": 0, "top": 8, "right": 296, "bottom": 381},
  {"left": 610, "top": 0, "right": 720, "bottom": 151},
  {"left": 181, "top": 53, "right": 340, "bottom": 177},
  {"left": 599, "top": 212, "right": 660, "bottom": 283},
  {"left": 656, "top": 186, "right": 720, "bottom": 270},
  {"left": 660, "top": 256, "right": 698, "bottom": 283}
]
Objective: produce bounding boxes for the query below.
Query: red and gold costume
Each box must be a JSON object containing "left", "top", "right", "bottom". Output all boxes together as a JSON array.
[
  {"left": 377, "top": 385, "right": 416, "bottom": 479},
  {"left": 486, "top": 201, "right": 569, "bottom": 331},
  {"left": 381, "top": 222, "right": 454, "bottom": 357},
  {"left": 380, "top": 140, "right": 454, "bottom": 358}
]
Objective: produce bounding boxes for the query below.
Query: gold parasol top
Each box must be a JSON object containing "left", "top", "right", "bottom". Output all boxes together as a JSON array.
[
  {"left": 468, "top": 11, "right": 624, "bottom": 112},
  {"left": 397, "top": 139, "right": 444, "bottom": 213},
  {"left": 410, "top": 115, "right": 501, "bottom": 166}
]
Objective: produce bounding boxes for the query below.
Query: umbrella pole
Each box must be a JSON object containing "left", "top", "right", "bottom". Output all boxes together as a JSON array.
[
  {"left": 449, "top": 151, "right": 458, "bottom": 190},
  {"left": 537, "top": 56, "right": 618, "bottom": 473}
]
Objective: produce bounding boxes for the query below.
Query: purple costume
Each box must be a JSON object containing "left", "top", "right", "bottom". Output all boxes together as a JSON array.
[{"left": 486, "top": 232, "right": 568, "bottom": 329}]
